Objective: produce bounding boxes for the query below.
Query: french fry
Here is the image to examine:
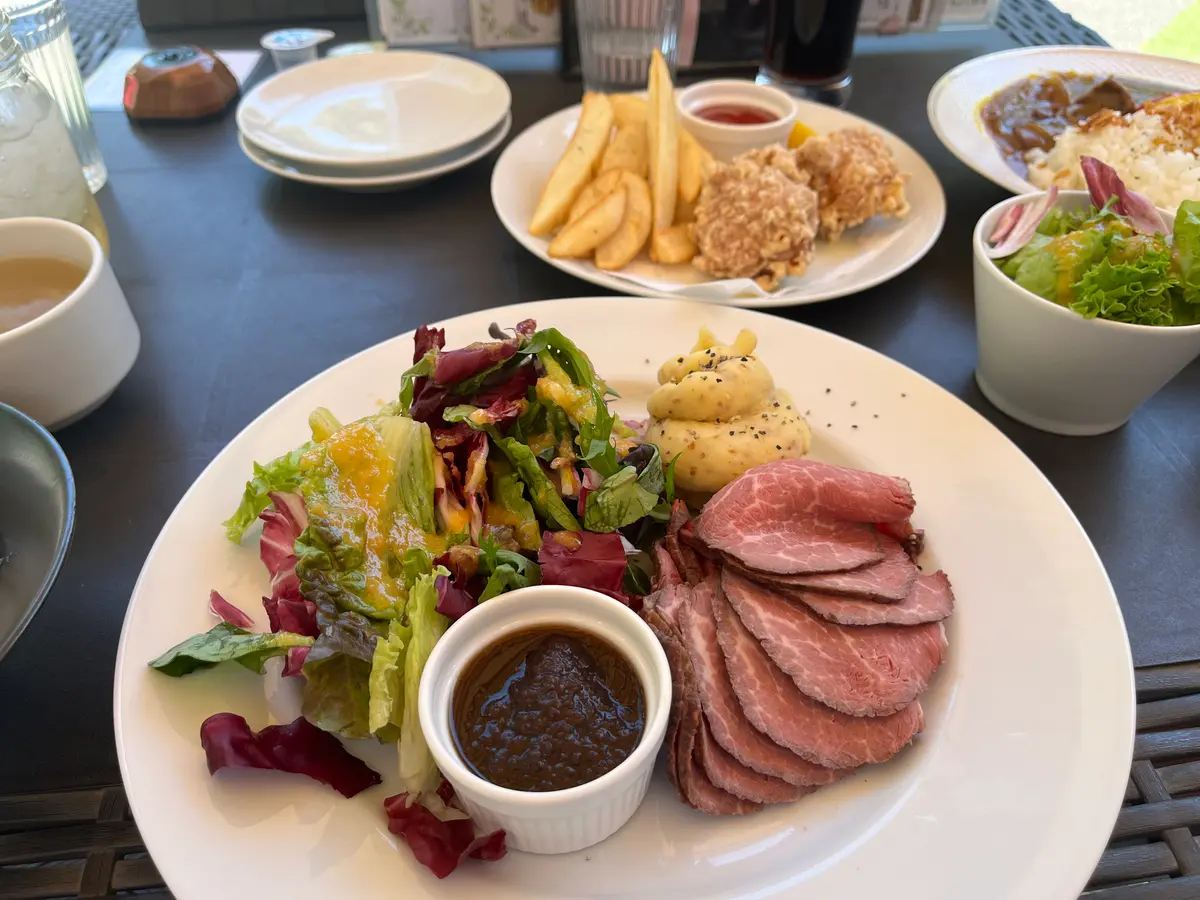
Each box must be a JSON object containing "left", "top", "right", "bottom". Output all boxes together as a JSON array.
[
  {"left": 675, "top": 195, "right": 697, "bottom": 225},
  {"left": 678, "top": 129, "right": 711, "bottom": 205},
  {"left": 610, "top": 94, "right": 649, "bottom": 128},
  {"left": 595, "top": 171, "right": 652, "bottom": 270},
  {"left": 651, "top": 224, "right": 696, "bottom": 265},
  {"left": 600, "top": 119, "right": 650, "bottom": 179},
  {"left": 530, "top": 92, "right": 615, "bottom": 236},
  {"left": 548, "top": 185, "right": 627, "bottom": 258},
  {"left": 568, "top": 169, "right": 623, "bottom": 225},
  {"left": 648, "top": 49, "right": 678, "bottom": 245}
]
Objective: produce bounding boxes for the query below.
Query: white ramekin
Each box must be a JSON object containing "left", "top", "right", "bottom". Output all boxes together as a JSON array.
[
  {"left": 973, "top": 191, "right": 1200, "bottom": 436},
  {"left": 419, "top": 585, "right": 671, "bottom": 855},
  {"left": 0, "top": 217, "right": 140, "bottom": 430},
  {"left": 675, "top": 79, "right": 796, "bottom": 162}
]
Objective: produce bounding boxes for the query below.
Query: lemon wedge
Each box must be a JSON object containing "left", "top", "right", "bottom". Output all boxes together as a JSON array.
[{"left": 788, "top": 120, "right": 817, "bottom": 148}]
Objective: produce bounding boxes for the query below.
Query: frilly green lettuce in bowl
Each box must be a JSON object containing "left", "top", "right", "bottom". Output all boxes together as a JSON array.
[{"left": 972, "top": 157, "right": 1200, "bottom": 436}]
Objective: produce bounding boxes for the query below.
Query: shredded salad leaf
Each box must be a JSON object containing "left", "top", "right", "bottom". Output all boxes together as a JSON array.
[{"left": 149, "top": 623, "right": 313, "bottom": 677}]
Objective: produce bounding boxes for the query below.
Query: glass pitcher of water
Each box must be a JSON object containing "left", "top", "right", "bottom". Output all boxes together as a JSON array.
[
  {"left": 0, "top": 0, "right": 105, "bottom": 192},
  {"left": 0, "top": 10, "right": 109, "bottom": 251}
]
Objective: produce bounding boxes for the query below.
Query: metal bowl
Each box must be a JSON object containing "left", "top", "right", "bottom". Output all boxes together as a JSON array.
[{"left": 0, "top": 402, "right": 75, "bottom": 662}]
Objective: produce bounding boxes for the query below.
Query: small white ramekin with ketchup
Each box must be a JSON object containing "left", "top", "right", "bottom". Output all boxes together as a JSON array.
[{"left": 675, "top": 79, "right": 797, "bottom": 162}]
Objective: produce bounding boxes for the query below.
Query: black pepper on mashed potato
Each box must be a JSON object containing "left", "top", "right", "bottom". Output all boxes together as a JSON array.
[{"left": 645, "top": 328, "right": 811, "bottom": 496}]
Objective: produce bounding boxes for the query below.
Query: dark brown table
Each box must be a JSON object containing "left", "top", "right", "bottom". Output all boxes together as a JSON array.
[{"left": 2, "top": 25, "right": 1200, "bottom": 895}]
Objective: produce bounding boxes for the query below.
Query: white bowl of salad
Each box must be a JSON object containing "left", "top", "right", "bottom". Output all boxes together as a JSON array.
[{"left": 973, "top": 157, "right": 1200, "bottom": 436}]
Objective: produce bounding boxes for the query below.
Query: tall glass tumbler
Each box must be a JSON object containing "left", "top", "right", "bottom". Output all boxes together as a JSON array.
[
  {"left": 0, "top": 0, "right": 106, "bottom": 192},
  {"left": 756, "top": 0, "right": 866, "bottom": 108},
  {"left": 575, "top": 0, "right": 682, "bottom": 94}
]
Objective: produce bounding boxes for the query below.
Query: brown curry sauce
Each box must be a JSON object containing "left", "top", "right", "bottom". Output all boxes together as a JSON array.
[
  {"left": 980, "top": 73, "right": 1154, "bottom": 177},
  {"left": 451, "top": 626, "right": 645, "bottom": 792}
]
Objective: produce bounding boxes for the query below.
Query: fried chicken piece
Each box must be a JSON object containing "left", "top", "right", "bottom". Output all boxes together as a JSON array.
[
  {"left": 689, "top": 146, "right": 819, "bottom": 291},
  {"left": 794, "top": 128, "right": 910, "bottom": 241}
]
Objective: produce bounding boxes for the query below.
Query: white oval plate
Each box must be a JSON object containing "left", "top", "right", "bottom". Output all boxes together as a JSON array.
[
  {"left": 238, "top": 113, "right": 512, "bottom": 193},
  {"left": 927, "top": 46, "right": 1200, "bottom": 195},
  {"left": 115, "top": 298, "right": 1133, "bottom": 900},
  {"left": 491, "top": 103, "right": 945, "bottom": 309},
  {"left": 236, "top": 51, "right": 512, "bottom": 169}
]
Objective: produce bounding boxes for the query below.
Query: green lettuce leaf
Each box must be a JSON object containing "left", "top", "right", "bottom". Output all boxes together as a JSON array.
[
  {"left": 488, "top": 457, "right": 541, "bottom": 550},
  {"left": 148, "top": 623, "right": 313, "bottom": 677},
  {"left": 1173, "top": 200, "right": 1200, "bottom": 305},
  {"left": 377, "top": 416, "right": 437, "bottom": 533},
  {"left": 495, "top": 437, "right": 580, "bottom": 531},
  {"left": 399, "top": 569, "right": 450, "bottom": 796},
  {"left": 308, "top": 407, "right": 342, "bottom": 443},
  {"left": 584, "top": 466, "right": 658, "bottom": 532},
  {"left": 222, "top": 445, "right": 312, "bottom": 543},
  {"left": 521, "top": 328, "right": 597, "bottom": 387},
  {"left": 1006, "top": 227, "right": 1109, "bottom": 306},
  {"left": 623, "top": 560, "right": 652, "bottom": 596},
  {"left": 294, "top": 522, "right": 387, "bottom": 620},
  {"left": 477, "top": 535, "right": 541, "bottom": 601},
  {"left": 576, "top": 389, "right": 620, "bottom": 478},
  {"left": 301, "top": 609, "right": 385, "bottom": 740},
  {"left": 368, "top": 618, "right": 412, "bottom": 740},
  {"left": 1069, "top": 245, "right": 1179, "bottom": 325},
  {"left": 399, "top": 353, "right": 434, "bottom": 415}
]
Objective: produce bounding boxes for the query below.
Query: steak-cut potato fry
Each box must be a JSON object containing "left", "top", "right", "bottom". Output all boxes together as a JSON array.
[
  {"left": 610, "top": 93, "right": 649, "bottom": 128},
  {"left": 678, "top": 129, "right": 711, "bottom": 205},
  {"left": 548, "top": 185, "right": 627, "bottom": 258},
  {"left": 600, "top": 119, "right": 650, "bottom": 179},
  {"left": 651, "top": 223, "right": 696, "bottom": 265},
  {"left": 648, "top": 50, "right": 678, "bottom": 239},
  {"left": 568, "top": 169, "right": 622, "bottom": 225},
  {"left": 530, "top": 92, "right": 615, "bottom": 236},
  {"left": 595, "top": 171, "right": 652, "bottom": 270},
  {"left": 675, "top": 194, "right": 697, "bottom": 224}
]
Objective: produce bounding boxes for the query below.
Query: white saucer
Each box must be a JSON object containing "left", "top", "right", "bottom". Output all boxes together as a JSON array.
[
  {"left": 236, "top": 51, "right": 512, "bottom": 169},
  {"left": 239, "top": 112, "right": 512, "bottom": 192}
]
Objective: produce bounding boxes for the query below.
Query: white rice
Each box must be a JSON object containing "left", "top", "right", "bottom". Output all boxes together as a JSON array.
[{"left": 1026, "top": 110, "right": 1200, "bottom": 212}]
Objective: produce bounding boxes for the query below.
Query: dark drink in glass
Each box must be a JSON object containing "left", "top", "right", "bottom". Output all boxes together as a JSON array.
[{"left": 756, "top": 0, "right": 867, "bottom": 108}]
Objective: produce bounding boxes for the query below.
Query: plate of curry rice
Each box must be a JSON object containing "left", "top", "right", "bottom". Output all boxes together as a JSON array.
[{"left": 927, "top": 46, "right": 1200, "bottom": 195}]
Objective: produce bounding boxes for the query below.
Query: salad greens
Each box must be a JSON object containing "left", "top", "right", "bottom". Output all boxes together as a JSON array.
[
  {"left": 992, "top": 157, "right": 1200, "bottom": 326},
  {"left": 149, "top": 318, "right": 674, "bottom": 877}
]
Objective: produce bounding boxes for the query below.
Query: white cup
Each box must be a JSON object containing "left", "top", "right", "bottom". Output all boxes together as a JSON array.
[
  {"left": 675, "top": 79, "right": 796, "bottom": 162},
  {"left": 0, "top": 217, "right": 140, "bottom": 430},
  {"left": 419, "top": 585, "right": 671, "bottom": 855},
  {"left": 973, "top": 191, "right": 1200, "bottom": 436}
]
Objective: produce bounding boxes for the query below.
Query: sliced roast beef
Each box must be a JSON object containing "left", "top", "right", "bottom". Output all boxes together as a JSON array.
[
  {"left": 652, "top": 541, "right": 683, "bottom": 590},
  {"left": 666, "top": 500, "right": 706, "bottom": 584},
  {"left": 680, "top": 581, "right": 845, "bottom": 787},
  {"left": 795, "top": 571, "right": 955, "bottom": 626},
  {"left": 746, "top": 535, "right": 918, "bottom": 602},
  {"left": 652, "top": 583, "right": 693, "bottom": 631},
  {"left": 723, "top": 570, "right": 946, "bottom": 717},
  {"left": 695, "top": 460, "right": 915, "bottom": 574},
  {"left": 695, "top": 718, "right": 812, "bottom": 804},
  {"left": 711, "top": 584, "right": 924, "bottom": 769}
]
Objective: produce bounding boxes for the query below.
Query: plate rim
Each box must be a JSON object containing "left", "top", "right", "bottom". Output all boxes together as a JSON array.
[
  {"left": 238, "top": 113, "right": 512, "bottom": 189},
  {"left": 489, "top": 101, "right": 947, "bottom": 310},
  {"left": 926, "top": 44, "right": 1200, "bottom": 195},
  {"left": 235, "top": 51, "right": 513, "bottom": 169},
  {"left": 113, "top": 297, "right": 1135, "bottom": 899}
]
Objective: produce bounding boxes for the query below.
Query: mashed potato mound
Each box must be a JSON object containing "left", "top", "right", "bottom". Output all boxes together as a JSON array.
[{"left": 645, "top": 328, "right": 811, "bottom": 496}]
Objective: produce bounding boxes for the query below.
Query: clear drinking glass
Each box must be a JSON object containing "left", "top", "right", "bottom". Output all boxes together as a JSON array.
[
  {"left": 575, "top": 0, "right": 682, "bottom": 93},
  {"left": 0, "top": 0, "right": 106, "bottom": 192},
  {"left": 0, "top": 11, "right": 109, "bottom": 251}
]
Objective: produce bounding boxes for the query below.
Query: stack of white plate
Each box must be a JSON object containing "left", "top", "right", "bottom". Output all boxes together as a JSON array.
[{"left": 236, "top": 51, "right": 512, "bottom": 192}]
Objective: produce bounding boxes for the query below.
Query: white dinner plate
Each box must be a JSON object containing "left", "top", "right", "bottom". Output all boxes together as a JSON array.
[
  {"left": 238, "top": 113, "right": 512, "bottom": 192},
  {"left": 490, "top": 102, "right": 945, "bottom": 309},
  {"left": 115, "top": 298, "right": 1133, "bottom": 900},
  {"left": 236, "top": 51, "right": 512, "bottom": 169},
  {"left": 927, "top": 46, "right": 1200, "bottom": 195}
]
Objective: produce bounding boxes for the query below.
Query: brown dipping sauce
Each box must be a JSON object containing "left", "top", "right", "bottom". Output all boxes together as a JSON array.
[
  {"left": 451, "top": 626, "right": 644, "bottom": 792},
  {"left": 980, "top": 73, "right": 1156, "bottom": 177},
  {"left": 694, "top": 103, "right": 778, "bottom": 125}
]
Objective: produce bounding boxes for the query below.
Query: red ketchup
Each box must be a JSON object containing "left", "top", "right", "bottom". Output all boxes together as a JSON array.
[{"left": 693, "top": 104, "right": 778, "bottom": 125}]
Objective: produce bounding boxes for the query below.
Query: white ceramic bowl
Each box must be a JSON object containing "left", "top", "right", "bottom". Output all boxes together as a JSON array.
[
  {"left": 0, "top": 218, "right": 140, "bottom": 430},
  {"left": 973, "top": 191, "right": 1200, "bottom": 436},
  {"left": 675, "top": 79, "right": 796, "bottom": 162},
  {"left": 419, "top": 585, "right": 671, "bottom": 855}
]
